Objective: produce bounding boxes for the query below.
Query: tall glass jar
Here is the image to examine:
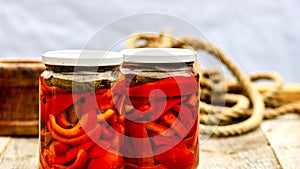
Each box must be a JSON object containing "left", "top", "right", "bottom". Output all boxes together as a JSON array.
[
  {"left": 117, "top": 48, "right": 200, "bottom": 169},
  {"left": 38, "top": 50, "right": 125, "bottom": 169}
]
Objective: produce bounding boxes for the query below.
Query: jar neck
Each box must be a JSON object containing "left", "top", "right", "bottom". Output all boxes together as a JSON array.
[
  {"left": 121, "top": 62, "right": 194, "bottom": 71},
  {"left": 121, "top": 62, "right": 197, "bottom": 82},
  {"left": 45, "top": 65, "right": 120, "bottom": 73}
]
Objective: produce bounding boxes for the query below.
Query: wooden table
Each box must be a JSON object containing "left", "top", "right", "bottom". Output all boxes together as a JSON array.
[{"left": 0, "top": 114, "right": 298, "bottom": 169}]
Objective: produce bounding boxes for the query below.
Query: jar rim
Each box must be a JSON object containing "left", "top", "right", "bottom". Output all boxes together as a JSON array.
[
  {"left": 42, "top": 50, "right": 123, "bottom": 66},
  {"left": 121, "top": 48, "right": 197, "bottom": 63}
]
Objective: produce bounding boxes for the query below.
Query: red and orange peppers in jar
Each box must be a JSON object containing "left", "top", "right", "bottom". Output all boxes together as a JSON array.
[{"left": 39, "top": 49, "right": 200, "bottom": 169}]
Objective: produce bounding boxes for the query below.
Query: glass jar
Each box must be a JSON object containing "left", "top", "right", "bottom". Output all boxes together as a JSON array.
[
  {"left": 38, "top": 50, "right": 125, "bottom": 169},
  {"left": 117, "top": 48, "right": 200, "bottom": 169}
]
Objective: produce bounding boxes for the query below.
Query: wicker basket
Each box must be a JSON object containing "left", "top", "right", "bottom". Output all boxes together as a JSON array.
[{"left": 0, "top": 59, "right": 45, "bottom": 136}]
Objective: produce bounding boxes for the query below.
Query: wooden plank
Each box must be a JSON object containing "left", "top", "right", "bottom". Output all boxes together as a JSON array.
[
  {"left": 0, "top": 137, "right": 10, "bottom": 156},
  {"left": 199, "top": 128, "right": 280, "bottom": 169},
  {"left": 261, "top": 114, "right": 300, "bottom": 169},
  {"left": 0, "top": 120, "right": 38, "bottom": 136},
  {"left": 0, "top": 138, "right": 38, "bottom": 169}
]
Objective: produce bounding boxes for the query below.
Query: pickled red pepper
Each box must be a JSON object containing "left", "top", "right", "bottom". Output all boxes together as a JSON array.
[
  {"left": 113, "top": 74, "right": 200, "bottom": 169},
  {"left": 39, "top": 76, "right": 125, "bottom": 169}
]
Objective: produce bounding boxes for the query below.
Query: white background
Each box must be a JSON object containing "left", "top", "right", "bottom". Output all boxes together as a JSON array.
[{"left": 1, "top": 0, "right": 299, "bottom": 82}]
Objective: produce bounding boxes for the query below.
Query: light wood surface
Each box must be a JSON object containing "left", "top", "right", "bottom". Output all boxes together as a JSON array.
[
  {"left": 261, "top": 114, "right": 300, "bottom": 169},
  {"left": 199, "top": 127, "right": 280, "bottom": 168},
  {"left": 0, "top": 137, "right": 38, "bottom": 169}
]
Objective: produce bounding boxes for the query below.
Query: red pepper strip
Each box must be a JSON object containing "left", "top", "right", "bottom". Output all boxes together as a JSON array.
[
  {"left": 57, "top": 111, "right": 74, "bottom": 129},
  {"left": 119, "top": 123, "right": 126, "bottom": 136},
  {"left": 110, "top": 115, "right": 125, "bottom": 134},
  {"left": 148, "top": 98, "right": 182, "bottom": 120},
  {"left": 183, "top": 95, "right": 199, "bottom": 120},
  {"left": 110, "top": 133, "right": 124, "bottom": 153},
  {"left": 126, "top": 122, "right": 154, "bottom": 167},
  {"left": 49, "top": 141, "right": 71, "bottom": 156},
  {"left": 186, "top": 116, "right": 199, "bottom": 138},
  {"left": 97, "top": 109, "right": 116, "bottom": 122},
  {"left": 173, "top": 104, "right": 195, "bottom": 126},
  {"left": 87, "top": 151, "right": 124, "bottom": 169},
  {"left": 122, "top": 137, "right": 136, "bottom": 157},
  {"left": 126, "top": 98, "right": 182, "bottom": 122},
  {"left": 126, "top": 122, "right": 149, "bottom": 139},
  {"left": 124, "top": 163, "right": 168, "bottom": 169},
  {"left": 115, "top": 94, "right": 126, "bottom": 115},
  {"left": 101, "top": 126, "right": 114, "bottom": 140},
  {"left": 96, "top": 94, "right": 113, "bottom": 110},
  {"left": 150, "top": 135, "right": 180, "bottom": 147},
  {"left": 112, "top": 79, "right": 126, "bottom": 95},
  {"left": 109, "top": 119, "right": 125, "bottom": 152},
  {"left": 47, "top": 140, "right": 94, "bottom": 165},
  {"left": 128, "top": 97, "right": 150, "bottom": 109},
  {"left": 119, "top": 114, "right": 126, "bottom": 123},
  {"left": 191, "top": 104, "right": 199, "bottom": 119},
  {"left": 40, "top": 148, "right": 51, "bottom": 169},
  {"left": 53, "top": 92, "right": 92, "bottom": 117},
  {"left": 87, "top": 141, "right": 110, "bottom": 159},
  {"left": 49, "top": 114, "right": 85, "bottom": 138},
  {"left": 75, "top": 95, "right": 98, "bottom": 116},
  {"left": 103, "top": 89, "right": 112, "bottom": 100},
  {"left": 160, "top": 98, "right": 182, "bottom": 112},
  {"left": 182, "top": 130, "right": 198, "bottom": 150},
  {"left": 155, "top": 145, "right": 195, "bottom": 169},
  {"left": 52, "top": 149, "right": 88, "bottom": 169},
  {"left": 160, "top": 111, "right": 188, "bottom": 139},
  {"left": 40, "top": 148, "right": 52, "bottom": 169},
  {"left": 144, "top": 122, "right": 175, "bottom": 137},
  {"left": 40, "top": 90, "right": 90, "bottom": 123},
  {"left": 95, "top": 88, "right": 108, "bottom": 95},
  {"left": 125, "top": 105, "right": 152, "bottom": 121},
  {"left": 128, "top": 76, "right": 198, "bottom": 97},
  {"left": 41, "top": 92, "right": 88, "bottom": 123},
  {"left": 51, "top": 124, "right": 101, "bottom": 146},
  {"left": 51, "top": 93, "right": 77, "bottom": 117},
  {"left": 46, "top": 119, "right": 52, "bottom": 132}
]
